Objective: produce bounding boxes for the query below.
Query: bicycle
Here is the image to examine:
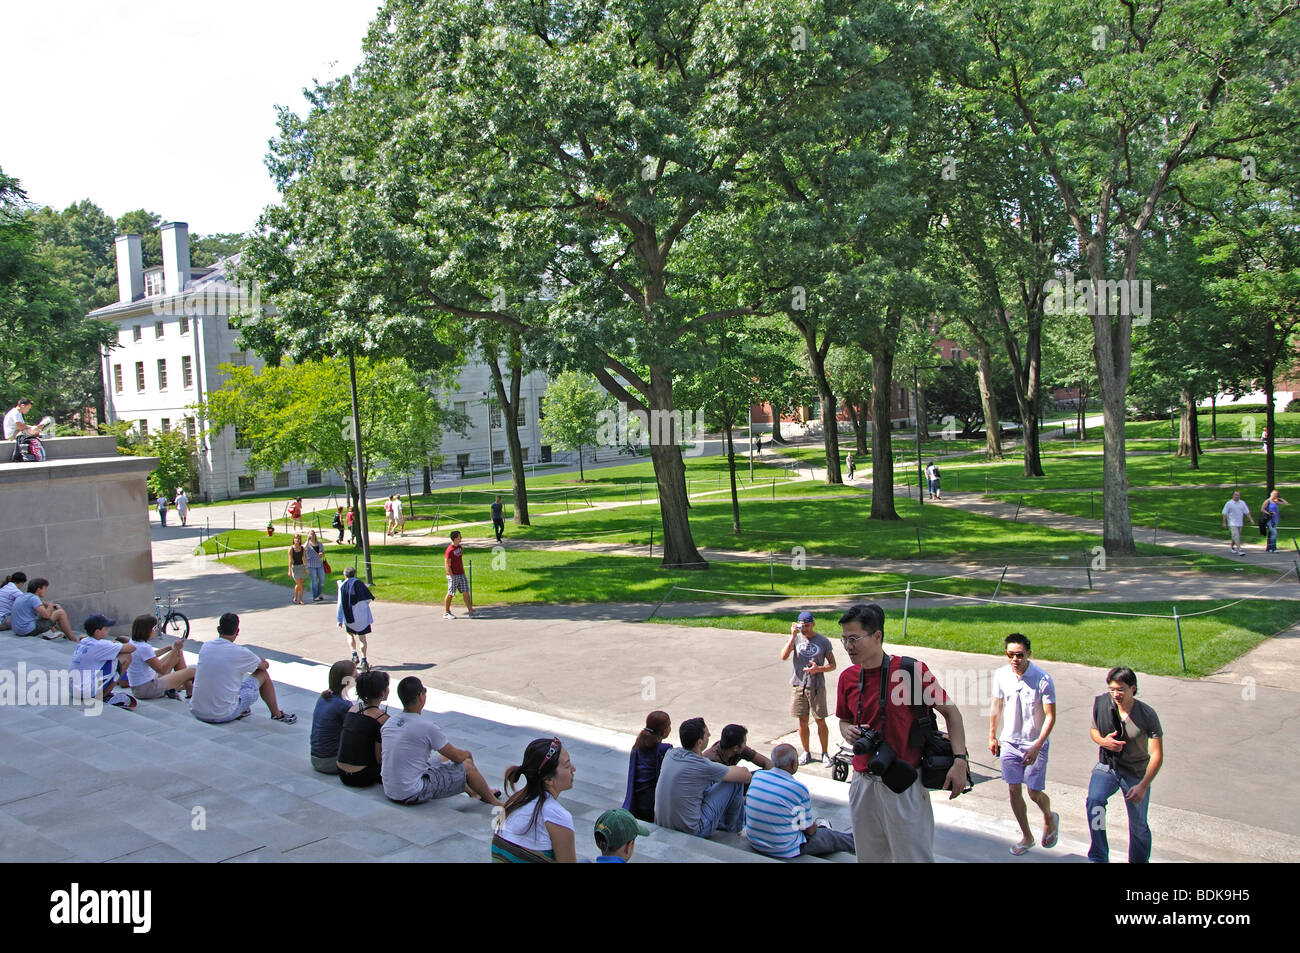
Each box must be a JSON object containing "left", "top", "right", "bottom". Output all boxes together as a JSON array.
[{"left": 154, "top": 594, "right": 190, "bottom": 641}]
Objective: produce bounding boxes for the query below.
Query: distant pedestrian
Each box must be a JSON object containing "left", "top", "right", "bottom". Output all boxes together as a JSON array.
[
  {"left": 443, "top": 530, "right": 475, "bottom": 619},
  {"left": 332, "top": 505, "right": 345, "bottom": 544},
  {"left": 392, "top": 494, "right": 404, "bottom": 535},
  {"left": 846, "top": 452, "right": 855, "bottom": 480},
  {"left": 305, "top": 530, "right": 327, "bottom": 602},
  {"left": 156, "top": 493, "right": 169, "bottom": 527},
  {"left": 925, "top": 462, "right": 942, "bottom": 500},
  {"left": 174, "top": 489, "right": 189, "bottom": 527},
  {"left": 1221, "top": 491, "right": 1251, "bottom": 555},
  {"left": 1262, "top": 489, "right": 1288, "bottom": 553},
  {"left": 287, "top": 497, "right": 304, "bottom": 531},
  {"left": 347, "top": 506, "right": 359, "bottom": 546},
  {"left": 1261, "top": 428, "right": 1268, "bottom": 452},
  {"left": 491, "top": 495, "right": 505, "bottom": 543},
  {"left": 384, "top": 495, "right": 396, "bottom": 535}
]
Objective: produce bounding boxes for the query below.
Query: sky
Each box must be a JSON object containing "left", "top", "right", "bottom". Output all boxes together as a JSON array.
[{"left": 1, "top": 0, "right": 385, "bottom": 235}]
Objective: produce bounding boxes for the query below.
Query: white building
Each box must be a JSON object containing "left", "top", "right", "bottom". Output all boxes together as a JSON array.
[{"left": 92, "top": 222, "right": 552, "bottom": 501}]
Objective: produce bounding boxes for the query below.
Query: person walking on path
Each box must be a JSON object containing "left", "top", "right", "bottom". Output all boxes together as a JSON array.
[
  {"left": 1262, "top": 489, "right": 1288, "bottom": 553},
  {"left": 443, "top": 530, "right": 475, "bottom": 619},
  {"left": 156, "top": 493, "right": 169, "bottom": 527},
  {"left": 1086, "top": 666, "right": 1163, "bottom": 863},
  {"left": 491, "top": 495, "right": 505, "bottom": 543},
  {"left": 337, "top": 566, "right": 375, "bottom": 671},
  {"left": 1221, "top": 491, "right": 1252, "bottom": 555},
  {"left": 392, "top": 494, "right": 405, "bottom": 535},
  {"left": 989, "top": 633, "right": 1058, "bottom": 856},
  {"left": 846, "top": 453, "right": 856, "bottom": 480},
  {"left": 174, "top": 489, "right": 189, "bottom": 527},
  {"left": 384, "top": 495, "right": 396, "bottom": 535},
  {"left": 925, "top": 462, "right": 942, "bottom": 500},
  {"left": 288, "top": 534, "right": 307, "bottom": 605},
  {"left": 304, "top": 530, "right": 327, "bottom": 602},
  {"left": 287, "top": 497, "right": 304, "bottom": 532},
  {"left": 332, "top": 506, "right": 346, "bottom": 544},
  {"left": 780, "top": 610, "right": 837, "bottom": 765},
  {"left": 347, "top": 506, "right": 359, "bottom": 546}
]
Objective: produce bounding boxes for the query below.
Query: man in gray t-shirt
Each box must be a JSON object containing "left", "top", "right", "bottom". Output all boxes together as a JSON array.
[
  {"left": 780, "top": 611, "right": 837, "bottom": 765},
  {"left": 655, "top": 717, "right": 752, "bottom": 837}
]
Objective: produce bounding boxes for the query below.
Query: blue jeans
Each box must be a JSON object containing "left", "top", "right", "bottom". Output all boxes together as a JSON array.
[
  {"left": 159, "top": 508, "right": 167, "bottom": 526},
  {"left": 1086, "top": 763, "right": 1151, "bottom": 863},
  {"left": 695, "top": 781, "right": 746, "bottom": 837},
  {"left": 801, "top": 823, "right": 855, "bottom": 856},
  {"left": 309, "top": 566, "right": 325, "bottom": 600},
  {"left": 1267, "top": 522, "right": 1278, "bottom": 551}
]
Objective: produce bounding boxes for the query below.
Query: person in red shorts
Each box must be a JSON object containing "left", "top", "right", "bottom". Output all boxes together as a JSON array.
[{"left": 443, "top": 530, "right": 476, "bottom": 620}]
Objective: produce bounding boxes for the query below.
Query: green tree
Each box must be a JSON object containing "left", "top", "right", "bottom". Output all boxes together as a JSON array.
[
  {"left": 540, "top": 372, "right": 614, "bottom": 482},
  {"left": 144, "top": 428, "right": 199, "bottom": 498}
]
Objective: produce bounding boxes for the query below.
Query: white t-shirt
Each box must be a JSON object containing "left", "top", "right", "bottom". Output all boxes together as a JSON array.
[
  {"left": 3, "top": 406, "right": 26, "bottom": 439},
  {"left": 68, "top": 637, "right": 124, "bottom": 697},
  {"left": 1222, "top": 499, "right": 1252, "bottom": 527},
  {"left": 175, "top": 492, "right": 188, "bottom": 511},
  {"left": 0, "top": 582, "right": 21, "bottom": 619},
  {"left": 993, "top": 662, "right": 1055, "bottom": 747},
  {"left": 391, "top": 498, "right": 403, "bottom": 520},
  {"left": 190, "top": 637, "right": 262, "bottom": 722},
  {"left": 125, "top": 642, "right": 158, "bottom": 687},
  {"left": 498, "top": 796, "right": 574, "bottom": 853},
  {"left": 380, "top": 711, "right": 450, "bottom": 801}
]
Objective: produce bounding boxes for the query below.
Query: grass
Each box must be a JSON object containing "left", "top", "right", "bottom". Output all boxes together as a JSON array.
[
  {"left": 216, "top": 546, "right": 1051, "bottom": 606},
  {"left": 1127, "top": 411, "right": 1300, "bottom": 441},
  {"left": 647, "top": 599, "right": 1300, "bottom": 678}
]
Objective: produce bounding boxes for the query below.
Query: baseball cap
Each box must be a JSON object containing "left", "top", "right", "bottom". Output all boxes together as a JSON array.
[
  {"left": 593, "top": 809, "right": 651, "bottom": 852},
  {"left": 797, "top": 611, "right": 814, "bottom": 623},
  {"left": 83, "top": 614, "right": 116, "bottom": 635}
]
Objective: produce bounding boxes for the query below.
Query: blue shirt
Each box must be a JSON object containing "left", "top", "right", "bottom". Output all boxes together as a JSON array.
[
  {"left": 310, "top": 692, "right": 353, "bottom": 759},
  {"left": 0, "top": 582, "right": 21, "bottom": 619},
  {"left": 744, "top": 767, "right": 812, "bottom": 859},
  {"left": 594, "top": 856, "right": 627, "bottom": 863},
  {"left": 1266, "top": 500, "right": 1280, "bottom": 526},
  {"left": 9, "top": 592, "right": 42, "bottom": 636}
]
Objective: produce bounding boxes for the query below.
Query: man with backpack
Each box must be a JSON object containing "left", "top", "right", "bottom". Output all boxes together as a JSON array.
[
  {"left": 835, "top": 603, "right": 970, "bottom": 863},
  {"left": 3, "top": 398, "right": 43, "bottom": 439}
]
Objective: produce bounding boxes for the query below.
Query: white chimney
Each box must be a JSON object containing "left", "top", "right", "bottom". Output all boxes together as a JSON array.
[
  {"left": 161, "top": 222, "right": 191, "bottom": 296},
  {"left": 114, "top": 234, "right": 144, "bottom": 303}
]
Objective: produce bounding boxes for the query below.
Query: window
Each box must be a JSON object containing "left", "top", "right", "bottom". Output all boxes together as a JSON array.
[
  {"left": 456, "top": 453, "right": 470, "bottom": 470},
  {"left": 489, "top": 406, "right": 502, "bottom": 429},
  {"left": 515, "top": 399, "right": 526, "bottom": 428},
  {"left": 184, "top": 418, "right": 196, "bottom": 441},
  {"left": 160, "top": 418, "right": 171, "bottom": 433},
  {"left": 138, "top": 419, "right": 148, "bottom": 435},
  {"left": 154, "top": 320, "right": 164, "bottom": 339},
  {"left": 492, "top": 449, "right": 505, "bottom": 466},
  {"left": 540, "top": 445, "right": 552, "bottom": 463},
  {"left": 233, "top": 426, "right": 250, "bottom": 450},
  {"left": 274, "top": 471, "right": 290, "bottom": 488},
  {"left": 180, "top": 316, "right": 190, "bottom": 335},
  {"left": 238, "top": 476, "right": 255, "bottom": 493},
  {"left": 520, "top": 447, "right": 529, "bottom": 462},
  {"left": 157, "top": 359, "right": 168, "bottom": 390},
  {"left": 135, "top": 362, "right": 145, "bottom": 391},
  {"left": 113, "top": 365, "right": 123, "bottom": 393},
  {"left": 132, "top": 325, "right": 142, "bottom": 342},
  {"left": 228, "top": 351, "right": 247, "bottom": 366},
  {"left": 145, "top": 273, "right": 163, "bottom": 297},
  {"left": 182, "top": 355, "right": 193, "bottom": 388},
  {"left": 306, "top": 469, "right": 322, "bottom": 485}
]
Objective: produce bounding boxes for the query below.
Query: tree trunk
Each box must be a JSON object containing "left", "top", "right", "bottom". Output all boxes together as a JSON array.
[
  {"left": 1089, "top": 258, "right": 1137, "bottom": 555},
  {"left": 577, "top": 444, "right": 585, "bottom": 481},
  {"left": 869, "top": 351, "right": 900, "bottom": 520},
  {"left": 799, "top": 324, "right": 842, "bottom": 483},
  {"left": 422, "top": 463, "right": 432, "bottom": 496},
  {"left": 767, "top": 399, "right": 787, "bottom": 444},
  {"left": 486, "top": 345, "right": 531, "bottom": 526},
  {"left": 916, "top": 385, "right": 930, "bottom": 440},
  {"left": 724, "top": 405, "right": 741, "bottom": 534},
  {"left": 647, "top": 366, "right": 707, "bottom": 568},
  {"left": 1265, "top": 360, "right": 1276, "bottom": 492},
  {"left": 1178, "top": 388, "right": 1199, "bottom": 469},
  {"left": 1210, "top": 393, "right": 1217, "bottom": 441},
  {"left": 974, "top": 340, "right": 1003, "bottom": 460},
  {"left": 845, "top": 396, "right": 870, "bottom": 455}
]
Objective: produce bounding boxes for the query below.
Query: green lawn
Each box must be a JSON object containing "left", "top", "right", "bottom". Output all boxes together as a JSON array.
[
  {"left": 648, "top": 599, "right": 1300, "bottom": 678},
  {"left": 1127, "top": 411, "right": 1300, "bottom": 441},
  {"left": 216, "top": 546, "right": 1051, "bottom": 606}
]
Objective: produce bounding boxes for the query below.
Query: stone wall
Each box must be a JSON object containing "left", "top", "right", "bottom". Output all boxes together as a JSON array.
[{"left": 0, "top": 439, "right": 156, "bottom": 639}]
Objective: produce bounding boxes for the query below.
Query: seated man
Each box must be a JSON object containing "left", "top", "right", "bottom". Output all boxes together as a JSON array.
[
  {"left": 655, "top": 717, "right": 753, "bottom": 838},
  {"left": 381, "top": 676, "right": 503, "bottom": 807},
  {"left": 702, "top": 723, "right": 773, "bottom": 770},
  {"left": 3, "top": 398, "right": 44, "bottom": 439},
  {"left": 190, "top": 612, "right": 297, "bottom": 724},
  {"left": 69, "top": 615, "right": 137, "bottom": 710},
  {"left": 0, "top": 571, "right": 27, "bottom": 631},
  {"left": 745, "top": 744, "right": 855, "bottom": 859},
  {"left": 9, "top": 578, "right": 76, "bottom": 641}
]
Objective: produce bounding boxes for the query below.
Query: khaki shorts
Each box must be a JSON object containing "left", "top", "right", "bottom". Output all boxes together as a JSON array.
[
  {"left": 132, "top": 679, "right": 167, "bottom": 700},
  {"left": 790, "top": 682, "right": 828, "bottom": 720}
]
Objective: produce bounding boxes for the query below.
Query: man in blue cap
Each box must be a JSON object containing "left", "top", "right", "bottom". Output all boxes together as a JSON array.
[{"left": 780, "top": 610, "right": 837, "bottom": 765}]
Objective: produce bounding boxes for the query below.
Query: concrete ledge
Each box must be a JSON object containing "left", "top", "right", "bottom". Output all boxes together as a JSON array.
[
  {"left": 0, "top": 435, "right": 119, "bottom": 461},
  {"left": 0, "top": 456, "right": 156, "bottom": 486}
]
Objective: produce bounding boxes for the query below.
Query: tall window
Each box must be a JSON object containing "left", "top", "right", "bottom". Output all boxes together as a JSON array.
[
  {"left": 515, "top": 399, "right": 527, "bottom": 428},
  {"left": 180, "top": 316, "right": 190, "bottom": 335},
  {"left": 113, "top": 365, "right": 123, "bottom": 393},
  {"left": 183, "top": 418, "right": 196, "bottom": 441},
  {"left": 135, "top": 362, "right": 145, "bottom": 391},
  {"left": 154, "top": 320, "right": 164, "bottom": 339},
  {"left": 492, "top": 449, "right": 505, "bottom": 466},
  {"left": 157, "top": 359, "right": 168, "bottom": 390},
  {"left": 274, "top": 471, "right": 290, "bottom": 488},
  {"left": 132, "top": 325, "right": 142, "bottom": 342},
  {"left": 138, "top": 419, "right": 148, "bottom": 435},
  {"left": 160, "top": 418, "right": 171, "bottom": 433},
  {"left": 238, "top": 476, "right": 255, "bottom": 492},
  {"left": 234, "top": 426, "right": 250, "bottom": 450},
  {"left": 454, "top": 401, "right": 467, "bottom": 417},
  {"left": 181, "top": 355, "right": 193, "bottom": 388},
  {"left": 145, "top": 272, "right": 163, "bottom": 297}
]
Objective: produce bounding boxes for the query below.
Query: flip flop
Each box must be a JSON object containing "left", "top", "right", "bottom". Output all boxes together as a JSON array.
[
  {"left": 1042, "top": 812, "right": 1060, "bottom": 849},
  {"left": 1010, "top": 840, "right": 1033, "bottom": 856}
]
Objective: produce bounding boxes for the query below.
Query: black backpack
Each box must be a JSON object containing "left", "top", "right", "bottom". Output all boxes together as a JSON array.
[
  {"left": 894, "top": 656, "right": 963, "bottom": 791},
  {"left": 10, "top": 433, "right": 44, "bottom": 462}
]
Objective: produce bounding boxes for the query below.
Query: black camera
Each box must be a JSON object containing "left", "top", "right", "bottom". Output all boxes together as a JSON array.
[{"left": 854, "top": 726, "right": 917, "bottom": 793}]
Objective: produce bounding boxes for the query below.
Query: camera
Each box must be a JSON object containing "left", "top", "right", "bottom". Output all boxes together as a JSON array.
[{"left": 854, "top": 725, "right": 917, "bottom": 793}]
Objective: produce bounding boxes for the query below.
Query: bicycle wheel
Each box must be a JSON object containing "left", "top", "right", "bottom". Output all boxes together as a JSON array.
[{"left": 163, "top": 611, "right": 190, "bottom": 640}]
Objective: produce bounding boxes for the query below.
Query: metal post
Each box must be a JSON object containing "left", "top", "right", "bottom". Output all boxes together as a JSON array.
[
  {"left": 1085, "top": 550, "right": 1093, "bottom": 590},
  {"left": 772, "top": 478, "right": 776, "bottom": 500},
  {"left": 914, "top": 367, "right": 924, "bottom": 507},
  {"left": 1014, "top": 496, "right": 1023, "bottom": 521},
  {"left": 1154, "top": 516, "right": 1159, "bottom": 545},
  {"left": 769, "top": 552, "right": 775, "bottom": 594},
  {"left": 257, "top": 541, "right": 263, "bottom": 576},
  {"left": 902, "top": 582, "right": 911, "bottom": 640},
  {"left": 648, "top": 583, "right": 679, "bottom": 621},
  {"left": 1091, "top": 492, "right": 1095, "bottom": 520},
  {"left": 915, "top": 526, "right": 922, "bottom": 557},
  {"left": 993, "top": 565, "right": 1008, "bottom": 600},
  {"left": 467, "top": 558, "right": 473, "bottom": 597},
  {"left": 1173, "top": 606, "right": 1187, "bottom": 673},
  {"left": 649, "top": 524, "right": 653, "bottom": 556},
  {"left": 348, "top": 351, "right": 373, "bottom": 585}
]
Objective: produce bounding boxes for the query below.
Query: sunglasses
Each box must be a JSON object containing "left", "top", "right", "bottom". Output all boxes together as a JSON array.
[{"left": 1006, "top": 651, "right": 1026, "bottom": 659}]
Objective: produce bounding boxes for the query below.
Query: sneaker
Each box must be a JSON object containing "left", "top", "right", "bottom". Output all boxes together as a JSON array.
[
  {"left": 443, "top": 613, "right": 455, "bottom": 620},
  {"left": 466, "top": 611, "right": 478, "bottom": 619},
  {"left": 821, "top": 753, "right": 833, "bottom": 766},
  {"left": 352, "top": 651, "right": 360, "bottom": 664},
  {"left": 271, "top": 711, "right": 298, "bottom": 724},
  {"left": 163, "top": 689, "right": 181, "bottom": 701},
  {"left": 40, "top": 630, "right": 63, "bottom": 640},
  {"left": 359, "top": 658, "right": 371, "bottom": 673},
  {"left": 800, "top": 751, "right": 818, "bottom": 766}
]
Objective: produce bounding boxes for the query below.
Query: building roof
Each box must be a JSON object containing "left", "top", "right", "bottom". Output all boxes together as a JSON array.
[{"left": 88, "top": 255, "right": 243, "bottom": 321}]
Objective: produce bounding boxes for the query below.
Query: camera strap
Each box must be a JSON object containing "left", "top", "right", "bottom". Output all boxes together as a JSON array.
[{"left": 855, "top": 653, "right": 893, "bottom": 735}]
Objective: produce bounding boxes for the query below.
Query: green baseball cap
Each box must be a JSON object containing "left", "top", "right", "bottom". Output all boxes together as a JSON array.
[{"left": 594, "top": 809, "right": 651, "bottom": 852}]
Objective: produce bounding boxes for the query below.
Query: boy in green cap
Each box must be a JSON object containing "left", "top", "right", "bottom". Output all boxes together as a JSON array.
[{"left": 593, "top": 809, "right": 651, "bottom": 863}]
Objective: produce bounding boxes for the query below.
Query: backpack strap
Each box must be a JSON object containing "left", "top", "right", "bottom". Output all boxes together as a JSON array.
[{"left": 899, "top": 656, "right": 941, "bottom": 750}]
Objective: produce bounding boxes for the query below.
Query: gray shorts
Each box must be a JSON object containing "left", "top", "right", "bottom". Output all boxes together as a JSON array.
[
  {"left": 447, "top": 574, "right": 469, "bottom": 595},
  {"left": 15, "top": 618, "right": 54, "bottom": 637},
  {"left": 133, "top": 678, "right": 167, "bottom": 700},
  {"left": 1229, "top": 525, "right": 1243, "bottom": 545},
  {"left": 395, "top": 762, "right": 467, "bottom": 804}
]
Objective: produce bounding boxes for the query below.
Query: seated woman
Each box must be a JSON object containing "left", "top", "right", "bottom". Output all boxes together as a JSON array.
[
  {"left": 310, "top": 660, "right": 356, "bottom": 774},
  {"left": 336, "top": 670, "right": 390, "bottom": 787},
  {"left": 622, "top": 710, "right": 672, "bottom": 823},
  {"left": 491, "top": 737, "right": 577, "bottom": 863},
  {"left": 123, "top": 614, "right": 195, "bottom": 700}
]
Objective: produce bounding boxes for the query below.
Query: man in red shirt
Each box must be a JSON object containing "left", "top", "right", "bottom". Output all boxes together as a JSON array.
[
  {"left": 834, "top": 603, "right": 969, "bottom": 863},
  {"left": 443, "top": 530, "right": 475, "bottom": 620}
]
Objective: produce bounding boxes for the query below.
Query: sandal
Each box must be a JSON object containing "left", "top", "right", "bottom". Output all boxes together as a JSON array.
[
  {"left": 271, "top": 711, "right": 298, "bottom": 724},
  {"left": 1042, "top": 812, "right": 1060, "bottom": 849},
  {"left": 1009, "top": 840, "right": 1033, "bottom": 856}
]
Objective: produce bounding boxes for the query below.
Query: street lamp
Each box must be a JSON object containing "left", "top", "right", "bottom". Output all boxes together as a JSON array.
[{"left": 912, "top": 363, "right": 946, "bottom": 507}]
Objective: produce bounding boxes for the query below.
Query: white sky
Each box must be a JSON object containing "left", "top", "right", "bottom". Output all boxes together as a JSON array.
[{"left": 1, "top": 0, "right": 385, "bottom": 235}]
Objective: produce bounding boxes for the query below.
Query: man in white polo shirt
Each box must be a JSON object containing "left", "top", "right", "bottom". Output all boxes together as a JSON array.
[
  {"left": 3, "top": 399, "right": 42, "bottom": 439},
  {"left": 1221, "top": 490, "right": 1252, "bottom": 555},
  {"left": 190, "top": 612, "right": 296, "bottom": 725},
  {"left": 989, "top": 632, "right": 1058, "bottom": 856}
]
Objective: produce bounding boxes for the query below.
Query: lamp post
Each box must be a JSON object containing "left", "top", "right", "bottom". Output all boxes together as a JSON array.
[{"left": 912, "top": 363, "right": 946, "bottom": 507}]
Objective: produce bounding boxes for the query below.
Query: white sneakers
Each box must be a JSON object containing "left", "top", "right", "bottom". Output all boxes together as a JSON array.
[{"left": 443, "top": 612, "right": 455, "bottom": 620}]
